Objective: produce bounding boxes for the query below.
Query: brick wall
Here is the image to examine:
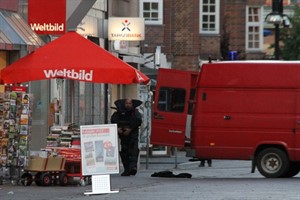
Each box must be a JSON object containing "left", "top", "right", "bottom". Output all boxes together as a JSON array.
[
  {"left": 223, "top": 1, "right": 247, "bottom": 59},
  {"left": 199, "top": 35, "right": 221, "bottom": 60},
  {"left": 142, "top": 25, "right": 164, "bottom": 53},
  {"left": 172, "top": 0, "right": 199, "bottom": 70},
  {"left": 143, "top": 0, "right": 266, "bottom": 70},
  {"left": 221, "top": 0, "right": 266, "bottom": 60}
]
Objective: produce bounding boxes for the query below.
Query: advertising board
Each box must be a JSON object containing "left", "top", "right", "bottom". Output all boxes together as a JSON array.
[{"left": 80, "top": 124, "right": 119, "bottom": 176}]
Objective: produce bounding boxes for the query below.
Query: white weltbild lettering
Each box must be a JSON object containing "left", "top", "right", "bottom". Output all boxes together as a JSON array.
[
  {"left": 43, "top": 69, "right": 93, "bottom": 81},
  {"left": 30, "top": 23, "right": 64, "bottom": 31}
]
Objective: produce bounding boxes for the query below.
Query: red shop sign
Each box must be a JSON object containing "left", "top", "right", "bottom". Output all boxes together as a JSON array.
[{"left": 28, "top": 0, "right": 66, "bottom": 35}]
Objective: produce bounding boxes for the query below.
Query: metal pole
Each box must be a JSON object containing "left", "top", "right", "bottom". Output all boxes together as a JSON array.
[
  {"left": 104, "top": 1, "right": 109, "bottom": 124},
  {"left": 273, "top": 0, "right": 282, "bottom": 60},
  {"left": 145, "top": 89, "right": 152, "bottom": 170},
  {"left": 174, "top": 147, "right": 178, "bottom": 169},
  {"left": 274, "top": 23, "right": 280, "bottom": 60},
  {"left": 145, "top": 126, "right": 149, "bottom": 169},
  {"left": 70, "top": 80, "right": 74, "bottom": 123}
]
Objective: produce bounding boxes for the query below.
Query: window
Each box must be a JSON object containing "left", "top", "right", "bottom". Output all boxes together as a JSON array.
[
  {"left": 246, "top": 6, "right": 263, "bottom": 51},
  {"left": 140, "top": 0, "right": 163, "bottom": 25},
  {"left": 200, "top": 0, "right": 220, "bottom": 34},
  {"left": 157, "top": 87, "right": 186, "bottom": 113}
]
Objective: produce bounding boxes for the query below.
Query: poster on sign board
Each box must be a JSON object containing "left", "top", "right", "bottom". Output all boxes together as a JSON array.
[{"left": 80, "top": 124, "right": 119, "bottom": 176}]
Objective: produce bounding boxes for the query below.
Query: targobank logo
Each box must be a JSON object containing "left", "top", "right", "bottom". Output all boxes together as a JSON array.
[
  {"left": 44, "top": 69, "right": 93, "bottom": 81},
  {"left": 30, "top": 23, "right": 64, "bottom": 32},
  {"left": 122, "top": 20, "right": 131, "bottom": 31}
]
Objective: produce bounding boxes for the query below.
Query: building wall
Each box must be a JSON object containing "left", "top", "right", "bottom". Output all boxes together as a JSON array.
[
  {"left": 143, "top": 26, "right": 164, "bottom": 55},
  {"left": 111, "top": 0, "right": 138, "bottom": 17},
  {"left": 142, "top": 0, "right": 266, "bottom": 71},
  {"left": 171, "top": 0, "right": 200, "bottom": 71},
  {"left": 220, "top": 0, "right": 265, "bottom": 60},
  {"left": 222, "top": 1, "right": 247, "bottom": 59},
  {"left": 199, "top": 35, "right": 222, "bottom": 61},
  {"left": 142, "top": 0, "right": 200, "bottom": 71}
]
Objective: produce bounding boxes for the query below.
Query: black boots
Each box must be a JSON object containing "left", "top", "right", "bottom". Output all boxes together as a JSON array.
[
  {"left": 121, "top": 167, "right": 137, "bottom": 176},
  {"left": 130, "top": 168, "right": 137, "bottom": 175},
  {"left": 121, "top": 170, "right": 131, "bottom": 176}
]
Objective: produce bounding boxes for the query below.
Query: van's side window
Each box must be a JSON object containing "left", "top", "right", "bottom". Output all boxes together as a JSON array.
[{"left": 157, "top": 87, "right": 186, "bottom": 112}]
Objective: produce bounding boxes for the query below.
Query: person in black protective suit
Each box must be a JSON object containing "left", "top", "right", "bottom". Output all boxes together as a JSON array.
[{"left": 111, "top": 98, "right": 142, "bottom": 176}]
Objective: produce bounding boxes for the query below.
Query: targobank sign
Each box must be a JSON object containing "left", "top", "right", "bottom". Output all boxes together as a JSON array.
[
  {"left": 28, "top": 0, "right": 66, "bottom": 35},
  {"left": 108, "top": 17, "right": 145, "bottom": 41},
  {"left": 44, "top": 69, "right": 93, "bottom": 81}
]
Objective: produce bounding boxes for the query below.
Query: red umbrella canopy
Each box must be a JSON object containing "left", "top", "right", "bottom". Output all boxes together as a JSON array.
[{"left": 1, "top": 31, "right": 149, "bottom": 84}]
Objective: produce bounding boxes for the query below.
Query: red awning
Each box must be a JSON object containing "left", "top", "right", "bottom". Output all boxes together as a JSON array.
[{"left": 1, "top": 31, "right": 149, "bottom": 84}]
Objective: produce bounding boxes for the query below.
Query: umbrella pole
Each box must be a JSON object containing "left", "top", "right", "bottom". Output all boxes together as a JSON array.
[
  {"left": 56, "top": 78, "right": 64, "bottom": 126},
  {"left": 71, "top": 80, "right": 75, "bottom": 123}
]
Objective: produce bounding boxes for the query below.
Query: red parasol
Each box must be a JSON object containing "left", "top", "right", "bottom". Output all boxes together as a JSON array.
[{"left": 1, "top": 31, "right": 149, "bottom": 84}]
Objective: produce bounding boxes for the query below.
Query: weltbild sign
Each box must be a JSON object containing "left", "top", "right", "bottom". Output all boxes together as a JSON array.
[
  {"left": 108, "top": 17, "right": 145, "bottom": 41},
  {"left": 28, "top": 0, "right": 66, "bottom": 35}
]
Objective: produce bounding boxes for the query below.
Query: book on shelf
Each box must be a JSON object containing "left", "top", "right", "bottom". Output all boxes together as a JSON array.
[
  {"left": 20, "top": 114, "right": 29, "bottom": 125},
  {"left": 46, "top": 141, "right": 59, "bottom": 147},
  {"left": 60, "top": 141, "right": 71, "bottom": 147},
  {"left": 19, "top": 135, "right": 28, "bottom": 146}
]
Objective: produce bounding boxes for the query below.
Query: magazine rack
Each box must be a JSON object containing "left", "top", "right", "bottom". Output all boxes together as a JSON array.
[{"left": 0, "top": 86, "right": 33, "bottom": 185}]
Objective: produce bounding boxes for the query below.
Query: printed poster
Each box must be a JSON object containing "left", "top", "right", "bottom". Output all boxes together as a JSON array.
[{"left": 80, "top": 124, "right": 119, "bottom": 176}]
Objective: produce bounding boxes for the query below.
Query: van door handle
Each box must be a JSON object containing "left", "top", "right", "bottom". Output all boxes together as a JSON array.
[
  {"left": 224, "top": 116, "right": 232, "bottom": 120},
  {"left": 297, "top": 122, "right": 300, "bottom": 125},
  {"left": 154, "top": 112, "right": 164, "bottom": 119}
]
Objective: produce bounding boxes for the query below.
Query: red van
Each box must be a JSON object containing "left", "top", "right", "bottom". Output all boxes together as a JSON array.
[{"left": 150, "top": 61, "right": 300, "bottom": 178}]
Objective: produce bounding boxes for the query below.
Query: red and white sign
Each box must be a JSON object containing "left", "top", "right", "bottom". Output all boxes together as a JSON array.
[
  {"left": 28, "top": 0, "right": 66, "bottom": 35},
  {"left": 11, "top": 86, "right": 27, "bottom": 93},
  {"left": 80, "top": 124, "right": 119, "bottom": 176}
]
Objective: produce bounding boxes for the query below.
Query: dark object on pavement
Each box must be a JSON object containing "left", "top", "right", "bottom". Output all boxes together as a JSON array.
[{"left": 151, "top": 171, "right": 192, "bottom": 178}]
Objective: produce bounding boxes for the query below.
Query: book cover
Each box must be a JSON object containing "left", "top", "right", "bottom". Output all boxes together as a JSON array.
[
  {"left": 20, "top": 125, "right": 29, "bottom": 135},
  {"left": 22, "top": 94, "right": 30, "bottom": 104},
  {"left": 20, "top": 114, "right": 29, "bottom": 125}
]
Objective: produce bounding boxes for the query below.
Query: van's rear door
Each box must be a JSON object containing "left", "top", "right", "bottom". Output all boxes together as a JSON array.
[{"left": 150, "top": 68, "right": 198, "bottom": 147}]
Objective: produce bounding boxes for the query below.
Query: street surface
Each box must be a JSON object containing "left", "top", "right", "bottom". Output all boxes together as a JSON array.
[{"left": 0, "top": 153, "right": 299, "bottom": 200}]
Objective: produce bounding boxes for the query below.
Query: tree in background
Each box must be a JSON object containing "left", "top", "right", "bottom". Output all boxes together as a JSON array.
[{"left": 281, "top": 5, "right": 300, "bottom": 60}]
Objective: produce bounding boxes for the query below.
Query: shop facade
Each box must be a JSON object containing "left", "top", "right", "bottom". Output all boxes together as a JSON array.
[
  {"left": 0, "top": 1, "right": 47, "bottom": 151},
  {"left": 0, "top": 0, "right": 150, "bottom": 185},
  {"left": 1, "top": 0, "right": 148, "bottom": 152},
  {"left": 0, "top": 0, "right": 108, "bottom": 150}
]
